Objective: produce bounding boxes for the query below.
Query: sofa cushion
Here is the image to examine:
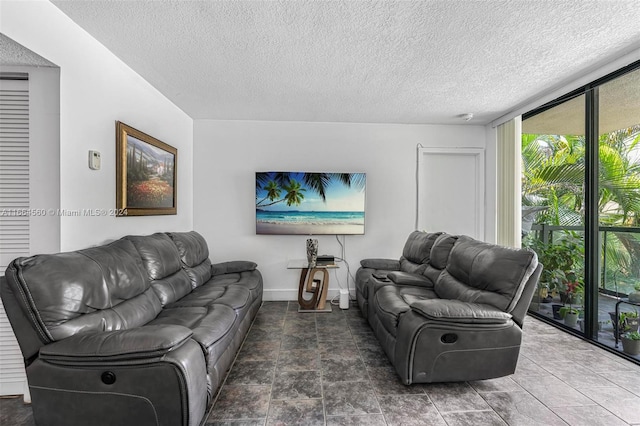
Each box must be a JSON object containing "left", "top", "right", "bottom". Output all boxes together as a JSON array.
[
  {"left": 151, "top": 305, "right": 236, "bottom": 349},
  {"left": 210, "top": 286, "right": 251, "bottom": 311},
  {"left": 150, "top": 304, "right": 237, "bottom": 368},
  {"left": 168, "top": 231, "right": 209, "bottom": 268},
  {"left": 387, "top": 271, "right": 434, "bottom": 288},
  {"left": 166, "top": 285, "right": 227, "bottom": 308},
  {"left": 211, "top": 270, "right": 263, "bottom": 305},
  {"left": 411, "top": 299, "right": 513, "bottom": 324},
  {"left": 168, "top": 231, "right": 213, "bottom": 288},
  {"left": 81, "top": 240, "right": 152, "bottom": 301},
  {"left": 374, "top": 285, "right": 438, "bottom": 337},
  {"left": 149, "top": 270, "right": 194, "bottom": 306},
  {"left": 429, "top": 234, "right": 458, "bottom": 269},
  {"left": 126, "top": 233, "right": 193, "bottom": 306},
  {"left": 400, "top": 231, "right": 443, "bottom": 274},
  {"left": 209, "top": 271, "right": 261, "bottom": 291},
  {"left": 422, "top": 233, "right": 458, "bottom": 284},
  {"left": 9, "top": 239, "right": 158, "bottom": 341},
  {"left": 435, "top": 236, "right": 538, "bottom": 312},
  {"left": 182, "top": 261, "right": 213, "bottom": 289},
  {"left": 126, "top": 233, "right": 182, "bottom": 280},
  {"left": 47, "top": 289, "right": 163, "bottom": 342}
]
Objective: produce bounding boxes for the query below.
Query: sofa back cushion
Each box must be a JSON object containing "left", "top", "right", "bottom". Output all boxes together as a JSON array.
[
  {"left": 435, "top": 236, "right": 538, "bottom": 312},
  {"left": 399, "top": 231, "right": 443, "bottom": 274},
  {"left": 5, "top": 239, "right": 162, "bottom": 341},
  {"left": 168, "top": 231, "right": 212, "bottom": 288},
  {"left": 422, "top": 233, "right": 457, "bottom": 284},
  {"left": 125, "top": 233, "right": 193, "bottom": 305}
]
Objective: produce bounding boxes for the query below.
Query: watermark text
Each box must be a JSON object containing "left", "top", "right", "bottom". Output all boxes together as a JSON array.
[{"left": 0, "top": 208, "right": 128, "bottom": 217}]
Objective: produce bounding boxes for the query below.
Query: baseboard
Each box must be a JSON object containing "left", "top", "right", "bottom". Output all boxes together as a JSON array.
[{"left": 262, "top": 288, "right": 356, "bottom": 302}]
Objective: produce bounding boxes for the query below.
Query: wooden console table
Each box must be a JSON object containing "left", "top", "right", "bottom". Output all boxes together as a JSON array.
[{"left": 287, "top": 259, "right": 338, "bottom": 312}]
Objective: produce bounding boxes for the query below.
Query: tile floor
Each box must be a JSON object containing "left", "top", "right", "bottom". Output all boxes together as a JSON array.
[
  {"left": 534, "top": 293, "right": 640, "bottom": 362},
  {"left": 2, "top": 300, "right": 640, "bottom": 425}
]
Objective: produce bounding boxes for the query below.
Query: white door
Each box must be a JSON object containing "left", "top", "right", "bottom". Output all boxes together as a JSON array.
[{"left": 417, "top": 147, "right": 485, "bottom": 239}]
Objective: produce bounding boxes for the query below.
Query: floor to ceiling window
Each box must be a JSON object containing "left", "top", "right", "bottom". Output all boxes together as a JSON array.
[{"left": 522, "top": 62, "right": 640, "bottom": 363}]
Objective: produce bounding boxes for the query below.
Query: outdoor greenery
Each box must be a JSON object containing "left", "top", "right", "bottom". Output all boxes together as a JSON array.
[
  {"left": 522, "top": 125, "right": 640, "bottom": 295},
  {"left": 526, "top": 231, "right": 583, "bottom": 288},
  {"left": 624, "top": 330, "right": 640, "bottom": 340}
]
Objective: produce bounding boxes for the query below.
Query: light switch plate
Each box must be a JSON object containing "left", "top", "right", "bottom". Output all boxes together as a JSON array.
[{"left": 89, "top": 150, "right": 101, "bottom": 170}]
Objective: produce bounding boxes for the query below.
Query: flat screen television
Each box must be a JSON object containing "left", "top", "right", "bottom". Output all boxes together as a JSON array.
[{"left": 256, "top": 171, "right": 366, "bottom": 235}]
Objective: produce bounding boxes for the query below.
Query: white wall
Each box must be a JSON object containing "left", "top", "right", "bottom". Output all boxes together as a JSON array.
[
  {"left": 0, "top": 1, "right": 193, "bottom": 251},
  {"left": 194, "top": 120, "right": 491, "bottom": 300},
  {"left": 28, "top": 66, "right": 61, "bottom": 256}
]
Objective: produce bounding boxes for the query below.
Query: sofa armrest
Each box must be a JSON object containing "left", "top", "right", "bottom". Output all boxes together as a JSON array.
[
  {"left": 360, "top": 258, "right": 400, "bottom": 270},
  {"left": 33, "top": 325, "right": 208, "bottom": 426},
  {"left": 211, "top": 260, "right": 258, "bottom": 275},
  {"left": 39, "top": 325, "right": 193, "bottom": 363},
  {"left": 410, "top": 299, "right": 512, "bottom": 324},
  {"left": 387, "top": 271, "right": 434, "bottom": 288}
]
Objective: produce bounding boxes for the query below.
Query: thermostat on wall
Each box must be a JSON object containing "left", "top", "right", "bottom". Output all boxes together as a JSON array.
[{"left": 89, "top": 150, "right": 101, "bottom": 170}]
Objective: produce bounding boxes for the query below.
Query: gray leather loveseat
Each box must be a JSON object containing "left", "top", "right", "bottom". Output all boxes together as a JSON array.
[
  {"left": 356, "top": 231, "right": 541, "bottom": 384},
  {"left": 1, "top": 231, "right": 262, "bottom": 426}
]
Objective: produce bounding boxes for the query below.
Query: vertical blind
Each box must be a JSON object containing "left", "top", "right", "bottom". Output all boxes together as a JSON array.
[
  {"left": 0, "top": 76, "right": 29, "bottom": 397},
  {"left": 496, "top": 117, "right": 522, "bottom": 248}
]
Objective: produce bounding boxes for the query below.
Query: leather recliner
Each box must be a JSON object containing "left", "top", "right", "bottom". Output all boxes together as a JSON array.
[{"left": 357, "top": 231, "right": 541, "bottom": 384}]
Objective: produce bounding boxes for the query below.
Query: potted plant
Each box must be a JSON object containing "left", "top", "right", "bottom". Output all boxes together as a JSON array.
[
  {"left": 560, "top": 279, "right": 581, "bottom": 327},
  {"left": 563, "top": 307, "right": 579, "bottom": 327},
  {"left": 527, "top": 233, "right": 582, "bottom": 297},
  {"left": 623, "top": 310, "right": 640, "bottom": 332},
  {"left": 526, "top": 233, "right": 583, "bottom": 319},
  {"left": 621, "top": 330, "right": 640, "bottom": 355},
  {"left": 609, "top": 310, "right": 640, "bottom": 338}
]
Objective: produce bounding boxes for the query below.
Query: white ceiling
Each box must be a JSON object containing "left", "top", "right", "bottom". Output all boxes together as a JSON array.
[{"left": 50, "top": 0, "right": 640, "bottom": 125}]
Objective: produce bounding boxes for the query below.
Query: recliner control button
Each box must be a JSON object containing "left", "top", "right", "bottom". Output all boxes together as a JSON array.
[
  {"left": 441, "top": 333, "right": 457, "bottom": 344},
  {"left": 101, "top": 371, "right": 116, "bottom": 385}
]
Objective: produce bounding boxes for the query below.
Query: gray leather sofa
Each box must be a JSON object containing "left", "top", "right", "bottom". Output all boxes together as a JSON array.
[
  {"left": 1, "top": 231, "right": 262, "bottom": 426},
  {"left": 356, "top": 231, "right": 541, "bottom": 384}
]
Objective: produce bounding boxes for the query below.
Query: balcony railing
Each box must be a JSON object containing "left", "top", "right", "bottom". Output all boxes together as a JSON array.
[{"left": 529, "top": 223, "right": 640, "bottom": 297}]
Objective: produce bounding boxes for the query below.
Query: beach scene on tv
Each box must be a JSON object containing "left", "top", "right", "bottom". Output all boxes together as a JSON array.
[{"left": 256, "top": 172, "right": 366, "bottom": 235}]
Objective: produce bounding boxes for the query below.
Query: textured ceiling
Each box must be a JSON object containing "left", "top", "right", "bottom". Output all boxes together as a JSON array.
[
  {"left": 51, "top": 0, "right": 640, "bottom": 125},
  {"left": 0, "top": 33, "right": 56, "bottom": 67}
]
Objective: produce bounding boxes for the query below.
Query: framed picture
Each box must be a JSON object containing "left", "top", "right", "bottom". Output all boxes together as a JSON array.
[{"left": 116, "top": 121, "right": 177, "bottom": 216}]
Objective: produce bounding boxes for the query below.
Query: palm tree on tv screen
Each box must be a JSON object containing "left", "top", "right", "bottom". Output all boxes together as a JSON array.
[{"left": 255, "top": 172, "right": 364, "bottom": 208}]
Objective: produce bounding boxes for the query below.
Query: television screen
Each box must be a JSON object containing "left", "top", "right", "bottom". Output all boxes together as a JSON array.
[{"left": 256, "top": 172, "right": 366, "bottom": 235}]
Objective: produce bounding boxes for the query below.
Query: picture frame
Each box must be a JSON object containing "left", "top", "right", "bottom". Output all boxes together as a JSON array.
[{"left": 116, "top": 121, "right": 177, "bottom": 216}]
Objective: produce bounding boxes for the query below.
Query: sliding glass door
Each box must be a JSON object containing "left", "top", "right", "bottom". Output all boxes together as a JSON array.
[
  {"left": 522, "top": 63, "right": 640, "bottom": 362},
  {"left": 596, "top": 68, "right": 640, "bottom": 357},
  {"left": 522, "top": 94, "right": 586, "bottom": 332}
]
